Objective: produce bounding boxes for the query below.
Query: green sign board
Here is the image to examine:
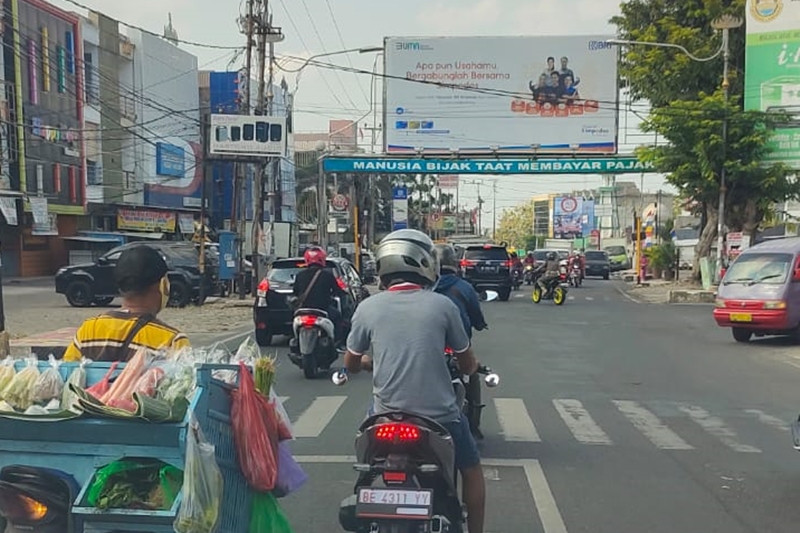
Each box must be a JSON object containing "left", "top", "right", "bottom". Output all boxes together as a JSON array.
[{"left": 745, "top": 0, "right": 800, "bottom": 169}]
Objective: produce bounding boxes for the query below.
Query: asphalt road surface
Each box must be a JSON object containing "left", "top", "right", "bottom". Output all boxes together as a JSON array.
[{"left": 208, "top": 279, "right": 800, "bottom": 533}]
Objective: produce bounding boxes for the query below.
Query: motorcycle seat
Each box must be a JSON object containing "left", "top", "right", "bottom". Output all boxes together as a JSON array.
[{"left": 294, "top": 308, "right": 329, "bottom": 318}]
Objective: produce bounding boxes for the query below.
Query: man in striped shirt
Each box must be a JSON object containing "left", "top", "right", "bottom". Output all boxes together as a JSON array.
[{"left": 63, "top": 245, "right": 189, "bottom": 362}]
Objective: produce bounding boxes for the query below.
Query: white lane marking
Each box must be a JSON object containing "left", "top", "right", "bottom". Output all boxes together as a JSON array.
[
  {"left": 744, "top": 409, "right": 789, "bottom": 432},
  {"left": 523, "top": 460, "right": 568, "bottom": 533},
  {"left": 552, "top": 399, "right": 612, "bottom": 445},
  {"left": 585, "top": 296, "right": 594, "bottom": 301},
  {"left": 515, "top": 293, "right": 525, "bottom": 298},
  {"left": 613, "top": 400, "right": 693, "bottom": 450},
  {"left": 291, "top": 396, "right": 348, "bottom": 438},
  {"left": 494, "top": 398, "right": 541, "bottom": 442},
  {"left": 567, "top": 296, "right": 575, "bottom": 300},
  {"left": 678, "top": 405, "right": 761, "bottom": 453}
]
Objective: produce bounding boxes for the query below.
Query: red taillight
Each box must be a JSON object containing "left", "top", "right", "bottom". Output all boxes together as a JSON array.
[
  {"left": 460, "top": 259, "right": 476, "bottom": 268},
  {"left": 505, "top": 260, "right": 513, "bottom": 267},
  {"left": 300, "top": 315, "right": 318, "bottom": 328},
  {"left": 382, "top": 471, "right": 407, "bottom": 484},
  {"left": 258, "top": 279, "right": 270, "bottom": 292},
  {"left": 336, "top": 277, "right": 348, "bottom": 290},
  {"left": 374, "top": 423, "right": 421, "bottom": 442},
  {"left": 444, "top": 347, "right": 454, "bottom": 355}
]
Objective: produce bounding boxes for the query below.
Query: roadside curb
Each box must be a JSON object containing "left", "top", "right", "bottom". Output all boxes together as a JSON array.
[{"left": 615, "top": 284, "right": 645, "bottom": 304}]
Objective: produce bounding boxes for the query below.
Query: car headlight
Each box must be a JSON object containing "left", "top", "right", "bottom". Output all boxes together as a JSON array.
[{"left": 763, "top": 300, "right": 787, "bottom": 310}]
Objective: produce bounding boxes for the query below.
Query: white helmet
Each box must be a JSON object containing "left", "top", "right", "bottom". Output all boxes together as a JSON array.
[{"left": 375, "top": 229, "right": 438, "bottom": 287}]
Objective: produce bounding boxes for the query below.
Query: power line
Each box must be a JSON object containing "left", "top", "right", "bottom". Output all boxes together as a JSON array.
[{"left": 322, "top": 0, "right": 370, "bottom": 106}]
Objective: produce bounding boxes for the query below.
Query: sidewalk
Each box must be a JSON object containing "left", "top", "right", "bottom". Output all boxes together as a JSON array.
[
  {"left": 2, "top": 276, "right": 53, "bottom": 287},
  {"left": 617, "top": 278, "right": 715, "bottom": 304}
]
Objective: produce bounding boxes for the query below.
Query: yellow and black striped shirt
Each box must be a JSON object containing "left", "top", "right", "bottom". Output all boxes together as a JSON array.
[{"left": 63, "top": 311, "right": 190, "bottom": 362}]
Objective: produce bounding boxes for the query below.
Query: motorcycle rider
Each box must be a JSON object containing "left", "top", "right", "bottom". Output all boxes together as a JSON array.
[
  {"left": 523, "top": 251, "right": 536, "bottom": 267},
  {"left": 292, "top": 246, "right": 348, "bottom": 346},
  {"left": 535, "top": 251, "right": 561, "bottom": 295},
  {"left": 344, "top": 229, "right": 486, "bottom": 533},
  {"left": 434, "top": 244, "right": 488, "bottom": 338}
]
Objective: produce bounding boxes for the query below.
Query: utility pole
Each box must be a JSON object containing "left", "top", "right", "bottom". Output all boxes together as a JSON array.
[
  {"left": 251, "top": 0, "right": 268, "bottom": 293},
  {"left": 492, "top": 180, "right": 497, "bottom": 241}
]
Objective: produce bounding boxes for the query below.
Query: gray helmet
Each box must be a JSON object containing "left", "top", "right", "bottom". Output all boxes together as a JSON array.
[
  {"left": 434, "top": 244, "right": 459, "bottom": 274},
  {"left": 375, "top": 229, "right": 438, "bottom": 286},
  {"left": 547, "top": 251, "right": 557, "bottom": 260}
]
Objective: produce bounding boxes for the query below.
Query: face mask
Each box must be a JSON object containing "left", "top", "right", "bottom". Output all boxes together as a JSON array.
[{"left": 159, "top": 276, "right": 170, "bottom": 311}]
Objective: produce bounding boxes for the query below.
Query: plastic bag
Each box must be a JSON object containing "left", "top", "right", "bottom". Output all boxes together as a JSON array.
[
  {"left": 270, "top": 387, "right": 292, "bottom": 438},
  {"left": 61, "top": 358, "right": 89, "bottom": 412},
  {"left": 133, "top": 366, "right": 166, "bottom": 397},
  {"left": 86, "top": 361, "right": 119, "bottom": 399},
  {"left": 3, "top": 357, "right": 40, "bottom": 410},
  {"left": 214, "top": 337, "right": 259, "bottom": 384},
  {"left": 273, "top": 441, "right": 307, "bottom": 498},
  {"left": 0, "top": 357, "right": 16, "bottom": 398},
  {"left": 31, "top": 355, "right": 64, "bottom": 404},
  {"left": 249, "top": 492, "right": 294, "bottom": 533},
  {"left": 86, "top": 457, "right": 183, "bottom": 510},
  {"left": 174, "top": 418, "right": 223, "bottom": 533},
  {"left": 231, "top": 362, "right": 279, "bottom": 491}
]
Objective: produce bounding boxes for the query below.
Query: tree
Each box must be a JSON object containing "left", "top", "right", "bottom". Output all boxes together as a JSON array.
[
  {"left": 637, "top": 91, "right": 797, "bottom": 273},
  {"left": 610, "top": 0, "right": 745, "bottom": 107},
  {"left": 495, "top": 202, "right": 535, "bottom": 248}
]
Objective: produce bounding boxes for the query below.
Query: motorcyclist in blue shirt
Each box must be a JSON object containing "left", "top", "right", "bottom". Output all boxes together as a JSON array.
[{"left": 434, "top": 244, "right": 488, "bottom": 338}]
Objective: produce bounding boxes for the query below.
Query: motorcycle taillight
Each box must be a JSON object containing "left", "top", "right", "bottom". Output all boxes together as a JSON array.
[
  {"left": 300, "top": 315, "right": 317, "bottom": 328},
  {"left": 0, "top": 492, "right": 48, "bottom": 522},
  {"left": 374, "top": 423, "right": 421, "bottom": 442},
  {"left": 382, "top": 471, "right": 407, "bottom": 484}
]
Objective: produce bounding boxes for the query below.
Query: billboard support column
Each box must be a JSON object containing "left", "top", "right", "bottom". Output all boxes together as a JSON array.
[{"left": 318, "top": 155, "right": 328, "bottom": 248}]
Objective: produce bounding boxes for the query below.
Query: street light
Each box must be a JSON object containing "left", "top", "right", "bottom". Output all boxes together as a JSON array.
[
  {"left": 607, "top": 14, "right": 743, "bottom": 281},
  {"left": 282, "top": 47, "right": 383, "bottom": 95}
]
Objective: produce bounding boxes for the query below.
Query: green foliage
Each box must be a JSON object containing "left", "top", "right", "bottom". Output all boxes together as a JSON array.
[
  {"left": 644, "top": 241, "right": 677, "bottom": 271},
  {"left": 496, "top": 202, "right": 534, "bottom": 248}
]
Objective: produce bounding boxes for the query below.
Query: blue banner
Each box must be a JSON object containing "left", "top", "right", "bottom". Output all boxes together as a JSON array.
[
  {"left": 323, "top": 156, "right": 654, "bottom": 175},
  {"left": 156, "top": 142, "right": 186, "bottom": 177}
]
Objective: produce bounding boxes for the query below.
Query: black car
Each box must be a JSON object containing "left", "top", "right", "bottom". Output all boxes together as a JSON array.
[
  {"left": 584, "top": 250, "right": 611, "bottom": 279},
  {"left": 55, "top": 242, "right": 217, "bottom": 308},
  {"left": 459, "top": 244, "right": 512, "bottom": 301},
  {"left": 253, "top": 257, "right": 369, "bottom": 346}
]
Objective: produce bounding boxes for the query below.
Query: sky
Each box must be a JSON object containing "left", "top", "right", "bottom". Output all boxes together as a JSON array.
[{"left": 49, "top": 0, "right": 676, "bottom": 221}]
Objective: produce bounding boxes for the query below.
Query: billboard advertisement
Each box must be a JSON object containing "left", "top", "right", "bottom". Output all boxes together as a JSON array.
[
  {"left": 392, "top": 186, "right": 409, "bottom": 230},
  {"left": 384, "top": 36, "right": 618, "bottom": 154},
  {"left": 210, "top": 114, "right": 286, "bottom": 157},
  {"left": 745, "top": 0, "right": 800, "bottom": 169},
  {"left": 553, "top": 196, "right": 595, "bottom": 239}
]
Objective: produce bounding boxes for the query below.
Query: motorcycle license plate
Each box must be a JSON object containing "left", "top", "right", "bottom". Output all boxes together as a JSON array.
[
  {"left": 356, "top": 488, "right": 433, "bottom": 519},
  {"left": 730, "top": 313, "right": 752, "bottom": 322}
]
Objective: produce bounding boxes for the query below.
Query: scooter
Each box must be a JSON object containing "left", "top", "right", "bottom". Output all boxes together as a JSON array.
[
  {"left": 288, "top": 297, "right": 342, "bottom": 379},
  {"left": 568, "top": 263, "right": 582, "bottom": 287},
  {"left": 0, "top": 466, "right": 79, "bottom": 533}
]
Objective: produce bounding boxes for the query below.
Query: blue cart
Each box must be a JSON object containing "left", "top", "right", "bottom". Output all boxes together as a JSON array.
[{"left": 0, "top": 361, "right": 253, "bottom": 532}]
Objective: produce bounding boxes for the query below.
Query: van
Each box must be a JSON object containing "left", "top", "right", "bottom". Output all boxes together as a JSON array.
[{"left": 713, "top": 237, "right": 800, "bottom": 343}]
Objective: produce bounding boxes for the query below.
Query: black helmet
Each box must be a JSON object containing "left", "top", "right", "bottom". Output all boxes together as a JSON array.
[
  {"left": 434, "top": 244, "right": 459, "bottom": 274},
  {"left": 527, "top": 252, "right": 534, "bottom": 258},
  {"left": 546, "top": 251, "right": 557, "bottom": 261}
]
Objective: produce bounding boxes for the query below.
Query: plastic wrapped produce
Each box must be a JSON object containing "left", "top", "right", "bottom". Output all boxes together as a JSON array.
[
  {"left": 31, "top": 355, "right": 65, "bottom": 404},
  {"left": 3, "top": 357, "right": 40, "bottom": 410},
  {"left": 61, "top": 358, "right": 89, "bottom": 412}
]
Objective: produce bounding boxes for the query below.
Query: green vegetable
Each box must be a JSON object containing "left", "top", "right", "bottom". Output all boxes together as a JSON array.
[
  {"left": 254, "top": 356, "right": 276, "bottom": 396},
  {"left": 88, "top": 458, "right": 183, "bottom": 510}
]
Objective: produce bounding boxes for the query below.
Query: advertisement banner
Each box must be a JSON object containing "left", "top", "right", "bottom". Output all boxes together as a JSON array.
[
  {"left": 745, "top": 0, "right": 800, "bottom": 169},
  {"left": 438, "top": 175, "right": 460, "bottom": 189},
  {"left": 323, "top": 157, "right": 653, "bottom": 175},
  {"left": 156, "top": 142, "right": 186, "bottom": 177},
  {"left": 384, "top": 36, "right": 618, "bottom": 154},
  {"left": 553, "top": 196, "right": 595, "bottom": 239},
  {"left": 0, "top": 197, "right": 18, "bottom": 226},
  {"left": 30, "top": 197, "right": 48, "bottom": 225},
  {"left": 392, "top": 186, "right": 409, "bottom": 230},
  {"left": 117, "top": 208, "right": 177, "bottom": 233}
]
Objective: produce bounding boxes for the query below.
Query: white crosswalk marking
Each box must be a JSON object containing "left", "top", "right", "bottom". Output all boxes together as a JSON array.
[
  {"left": 553, "top": 399, "right": 612, "bottom": 445},
  {"left": 678, "top": 405, "right": 762, "bottom": 453},
  {"left": 613, "top": 400, "right": 693, "bottom": 450},
  {"left": 494, "top": 398, "right": 541, "bottom": 442},
  {"left": 585, "top": 296, "right": 594, "bottom": 301},
  {"left": 744, "top": 409, "right": 789, "bottom": 432},
  {"left": 292, "top": 396, "right": 347, "bottom": 438}
]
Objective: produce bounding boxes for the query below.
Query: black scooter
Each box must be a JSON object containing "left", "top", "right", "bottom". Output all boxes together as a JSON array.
[{"left": 0, "top": 466, "right": 78, "bottom": 533}]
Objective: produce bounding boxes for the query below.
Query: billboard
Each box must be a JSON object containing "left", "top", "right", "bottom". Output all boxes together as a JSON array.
[
  {"left": 392, "top": 186, "right": 409, "bottom": 230},
  {"left": 553, "top": 196, "right": 595, "bottom": 239},
  {"left": 745, "top": 0, "right": 800, "bottom": 169},
  {"left": 156, "top": 142, "right": 186, "bottom": 177},
  {"left": 210, "top": 114, "right": 286, "bottom": 157},
  {"left": 384, "top": 36, "right": 618, "bottom": 154}
]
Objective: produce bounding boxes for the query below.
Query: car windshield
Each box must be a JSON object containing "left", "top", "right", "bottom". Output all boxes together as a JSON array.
[
  {"left": 465, "top": 248, "right": 508, "bottom": 261},
  {"left": 605, "top": 246, "right": 625, "bottom": 256},
  {"left": 723, "top": 253, "right": 793, "bottom": 285},
  {"left": 533, "top": 251, "right": 549, "bottom": 260},
  {"left": 585, "top": 251, "right": 608, "bottom": 260}
]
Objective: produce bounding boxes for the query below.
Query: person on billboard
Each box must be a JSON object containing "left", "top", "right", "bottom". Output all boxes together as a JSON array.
[
  {"left": 559, "top": 56, "right": 580, "bottom": 87},
  {"left": 560, "top": 75, "right": 581, "bottom": 105},
  {"left": 544, "top": 71, "right": 562, "bottom": 104},
  {"left": 542, "top": 56, "right": 558, "bottom": 87},
  {"left": 529, "top": 73, "right": 548, "bottom": 102}
]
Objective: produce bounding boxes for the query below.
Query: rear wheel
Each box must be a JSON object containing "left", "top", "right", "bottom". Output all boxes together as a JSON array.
[
  {"left": 532, "top": 286, "right": 542, "bottom": 303},
  {"left": 603, "top": 272, "right": 610, "bottom": 280},
  {"left": 553, "top": 287, "right": 566, "bottom": 305},
  {"left": 168, "top": 280, "right": 190, "bottom": 308},
  {"left": 65, "top": 280, "right": 93, "bottom": 307},
  {"left": 732, "top": 328, "right": 752, "bottom": 343},
  {"left": 302, "top": 354, "right": 317, "bottom": 379},
  {"left": 498, "top": 288, "right": 511, "bottom": 301},
  {"left": 255, "top": 327, "right": 272, "bottom": 347},
  {"left": 93, "top": 296, "right": 114, "bottom": 306}
]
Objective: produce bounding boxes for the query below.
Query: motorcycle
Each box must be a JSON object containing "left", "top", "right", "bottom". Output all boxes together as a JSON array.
[
  {"left": 532, "top": 274, "right": 569, "bottom": 305},
  {"left": 568, "top": 263, "right": 582, "bottom": 288},
  {"left": 523, "top": 264, "right": 537, "bottom": 285},
  {"left": 511, "top": 266, "right": 523, "bottom": 291},
  {"left": 333, "top": 361, "right": 500, "bottom": 533},
  {"left": 0, "top": 466, "right": 78, "bottom": 533},
  {"left": 288, "top": 297, "right": 342, "bottom": 379}
]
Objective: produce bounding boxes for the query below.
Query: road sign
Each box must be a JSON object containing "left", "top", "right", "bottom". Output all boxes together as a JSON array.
[
  {"left": 590, "top": 229, "right": 600, "bottom": 247},
  {"left": 331, "top": 194, "right": 349, "bottom": 212}
]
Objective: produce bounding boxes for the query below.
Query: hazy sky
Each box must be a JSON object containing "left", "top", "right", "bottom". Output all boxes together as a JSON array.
[{"left": 49, "top": 0, "right": 675, "bottom": 218}]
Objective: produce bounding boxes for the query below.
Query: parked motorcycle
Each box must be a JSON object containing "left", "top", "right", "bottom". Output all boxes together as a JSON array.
[
  {"left": 532, "top": 275, "right": 568, "bottom": 305},
  {"left": 288, "top": 298, "right": 342, "bottom": 379},
  {"left": 333, "top": 359, "right": 500, "bottom": 533},
  {"left": 0, "top": 466, "right": 78, "bottom": 533}
]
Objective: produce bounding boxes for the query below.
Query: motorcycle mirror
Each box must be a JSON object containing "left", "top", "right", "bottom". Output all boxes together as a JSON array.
[
  {"left": 484, "top": 373, "right": 500, "bottom": 388},
  {"left": 332, "top": 369, "right": 349, "bottom": 386},
  {"left": 481, "top": 290, "right": 499, "bottom": 302}
]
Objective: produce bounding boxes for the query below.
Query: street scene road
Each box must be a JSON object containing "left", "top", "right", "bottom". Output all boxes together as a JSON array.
[{"left": 222, "top": 281, "right": 800, "bottom": 533}]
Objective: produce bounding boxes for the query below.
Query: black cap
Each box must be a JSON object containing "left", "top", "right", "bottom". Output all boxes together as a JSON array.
[{"left": 115, "top": 245, "right": 168, "bottom": 293}]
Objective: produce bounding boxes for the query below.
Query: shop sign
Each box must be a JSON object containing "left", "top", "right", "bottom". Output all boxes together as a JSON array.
[{"left": 117, "top": 208, "right": 176, "bottom": 232}]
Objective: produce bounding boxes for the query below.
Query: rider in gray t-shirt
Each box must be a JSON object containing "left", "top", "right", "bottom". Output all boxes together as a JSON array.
[{"left": 344, "top": 229, "right": 486, "bottom": 533}]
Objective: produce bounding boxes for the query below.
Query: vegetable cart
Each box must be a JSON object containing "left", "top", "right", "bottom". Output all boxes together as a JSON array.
[{"left": 0, "top": 361, "right": 254, "bottom": 532}]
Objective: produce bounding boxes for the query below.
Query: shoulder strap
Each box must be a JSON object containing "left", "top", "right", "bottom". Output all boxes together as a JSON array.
[
  {"left": 120, "top": 313, "right": 154, "bottom": 356},
  {"left": 296, "top": 269, "right": 323, "bottom": 308}
]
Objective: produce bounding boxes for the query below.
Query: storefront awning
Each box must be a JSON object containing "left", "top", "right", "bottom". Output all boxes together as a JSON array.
[
  {"left": 62, "top": 236, "right": 121, "bottom": 244},
  {"left": 118, "top": 232, "right": 165, "bottom": 240}
]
